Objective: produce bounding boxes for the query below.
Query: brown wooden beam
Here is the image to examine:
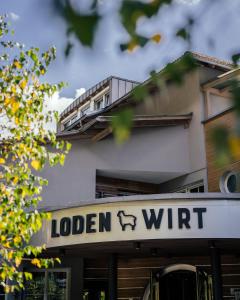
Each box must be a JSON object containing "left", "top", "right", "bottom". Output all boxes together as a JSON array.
[
  {"left": 96, "top": 175, "right": 159, "bottom": 194},
  {"left": 92, "top": 127, "right": 113, "bottom": 142}
]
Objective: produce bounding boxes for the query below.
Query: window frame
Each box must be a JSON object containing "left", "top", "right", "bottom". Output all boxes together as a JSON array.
[
  {"left": 24, "top": 268, "right": 71, "bottom": 300},
  {"left": 94, "top": 97, "right": 104, "bottom": 111},
  {"left": 104, "top": 93, "right": 110, "bottom": 106},
  {"left": 80, "top": 103, "right": 91, "bottom": 116},
  {"left": 173, "top": 181, "right": 205, "bottom": 193}
]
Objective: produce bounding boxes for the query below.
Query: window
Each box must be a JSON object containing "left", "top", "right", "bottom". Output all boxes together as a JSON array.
[
  {"left": 104, "top": 93, "right": 110, "bottom": 106},
  {"left": 94, "top": 97, "right": 104, "bottom": 110},
  {"left": 70, "top": 114, "right": 78, "bottom": 124},
  {"left": 81, "top": 104, "right": 90, "bottom": 116},
  {"left": 63, "top": 113, "right": 77, "bottom": 129},
  {"left": 0, "top": 285, "right": 5, "bottom": 300},
  {"left": 24, "top": 269, "right": 70, "bottom": 300},
  {"left": 175, "top": 182, "right": 204, "bottom": 193},
  {"left": 219, "top": 171, "right": 238, "bottom": 193},
  {"left": 63, "top": 119, "right": 71, "bottom": 129}
]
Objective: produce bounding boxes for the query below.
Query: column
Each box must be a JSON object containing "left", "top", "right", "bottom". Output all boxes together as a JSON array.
[
  {"left": 109, "top": 254, "right": 117, "bottom": 300},
  {"left": 209, "top": 241, "right": 223, "bottom": 300},
  {"left": 65, "top": 256, "right": 84, "bottom": 300}
]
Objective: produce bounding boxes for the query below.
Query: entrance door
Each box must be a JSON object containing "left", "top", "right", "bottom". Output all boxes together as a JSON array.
[
  {"left": 146, "top": 265, "right": 213, "bottom": 300},
  {"left": 159, "top": 270, "right": 197, "bottom": 300}
]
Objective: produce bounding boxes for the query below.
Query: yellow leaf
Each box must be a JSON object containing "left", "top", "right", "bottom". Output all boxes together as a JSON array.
[
  {"left": 27, "top": 99, "right": 33, "bottom": 106},
  {"left": 14, "top": 117, "right": 19, "bottom": 125},
  {"left": 31, "top": 160, "right": 41, "bottom": 170},
  {"left": 4, "top": 97, "right": 11, "bottom": 105},
  {"left": 127, "top": 41, "right": 139, "bottom": 53},
  {"left": 229, "top": 135, "right": 240, "bottom": 160},
  {"left": 15, "top": 257, "right": 22, "bottom": 267},
  {"left": 1, "top": 235, "right": 6, "bottom": 242},
  {"left": 13, "top": 236, "right": 21, "bottom": 244},
  {"left": 11, "top": 85, "right": 16, "bottom": 93},
  {"left": 151, "top": 33, "right": 161, "bottom": 43},
  {"left": 12, "top": 176, "right": 19, "bottom": 184},
  {"left": 0, "top": 271, "right": 6, "bottom": 280},
  {"left": 40, "top": 68, "right": 45, "bottom": 75},
  {"left": 4, "top": 242, "right": 10, "bottom": 248},
  {"left": 19, "top": 79, "right": 27, "bottom": 90},
  {"left": 31, "top": 258, "right": 41, "bottom": 268},
  {"left": 4, "top": 285, "right": 10, "bottom": 293},
  {"left": 46, "top": 212, "right": 52, "bottom": 220},
  {"left": 8, "top": 251, "right": 13, "bottom": 260},
  {"left": 0, "top": 158, "right": 5, "bottom": 164},
  {"left": 14, "top": 61, "right": 22, "bottom": 69},
  {"left": 11, "top": 100, "right": 20, "bottom": 113}
]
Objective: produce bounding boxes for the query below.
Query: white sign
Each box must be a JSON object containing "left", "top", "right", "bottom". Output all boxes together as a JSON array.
[{"left": 38, "top": 199, "right": 240, "bottom": 248}]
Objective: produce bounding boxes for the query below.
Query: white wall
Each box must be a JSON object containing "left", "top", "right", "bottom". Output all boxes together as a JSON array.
[{"left": 40, "top": 125, "right": 190, "bottom": 209}]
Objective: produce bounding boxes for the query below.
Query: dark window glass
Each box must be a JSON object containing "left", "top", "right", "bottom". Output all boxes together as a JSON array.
[
  {"left": 48, "top": 272, "right": 67, "bottom": 300},
  {"left": 105, "top": 93, "right": 110, "bottom": 106},
  {"left": 0, "top": 284, "right": 5, "bottom": 299},
  {"left": 227, "top": 174, "right": 237, "bottom": 193},
  {"left": 25, "top": 272, "right": 45, "bottom": 299},
  {"left": 190, "top": 187, "right": 199, "bottom": 193},
  {"left": 24, "top": 271, "right": 67, "bottom": 300}
]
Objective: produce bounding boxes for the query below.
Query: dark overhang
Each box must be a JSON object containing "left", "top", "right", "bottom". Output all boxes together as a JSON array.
[
  {"left": 57, "top": 113, "right": 193, "bottom": 141},
  {"left": 59, "top": 51, "right": 233, "bottom": 135}
]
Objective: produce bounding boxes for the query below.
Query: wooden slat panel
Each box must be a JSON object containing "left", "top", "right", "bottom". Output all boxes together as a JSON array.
[
  {"left": 118, "top": 256, "right": 211, "bottom": 268},
  {"left": 223, "top": 285, "right": 240, "bottom": 296},
  {"left": 85, "top": 268, "right": 108, "bottom": 278},
  {"left": 118, "top": 287, "right": 145, "bottom": 298},
  {"left": 222, "top": 274, "right": 240, "bottom": 285},
  {"left": 118, "top": 278, "right": 148, "bottom": 289},
  {"left": 118, "top": 268, "right": 151, "bottom": 278}
]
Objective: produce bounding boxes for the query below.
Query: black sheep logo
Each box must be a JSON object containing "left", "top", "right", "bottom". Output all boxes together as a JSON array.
[{"left": 117, "top": 210, "right": 137, "bottom": 231}]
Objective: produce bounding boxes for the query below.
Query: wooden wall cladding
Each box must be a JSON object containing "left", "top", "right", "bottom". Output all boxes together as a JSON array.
[
  {"left": 204, "top": 110, "right": 240, "bottom": 192},
  {"left": 96, "top": 176, "right": 159, "bottom": 197}
]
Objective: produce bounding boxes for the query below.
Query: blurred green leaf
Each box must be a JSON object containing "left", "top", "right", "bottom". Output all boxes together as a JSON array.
[
  {"left": 176, "top": 28, "right": 189, "bottom": 40},
  {"left": 64, "top": 41, "right": 74, "bottom": 57},
  {"left": 111, "top": 109, "right": 134, "bottom": 144},
  {"left": 133, "top": 84, "right": 148, "bottom": 101},
  {"left": 211, "top": 126, "right": 230, "bottom": 166},
  {"left": 119, "top": 0, "right": 171, "bottom": 51},
  {"left": 164, "top": 52, "right": 197, "bottom": 84},
  {"left": 230, "top": 80, "right": 240, "bottom": 116},
  {"left": 232, "top": 53, "right": 240, "bottom": 65},
  {"left": 65, "top": 7, "right": 100, "bottom": 47}
]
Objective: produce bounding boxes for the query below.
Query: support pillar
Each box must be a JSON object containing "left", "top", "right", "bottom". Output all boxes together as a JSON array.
[
  {"left": 109, "top": 254, "right": 117, "bottom": 300},
  {"left": 209, "top": 242, "right": 223, "bottom": 300},
  {"left": 65, "top": 256, "right": 84, "bottom": 300}
]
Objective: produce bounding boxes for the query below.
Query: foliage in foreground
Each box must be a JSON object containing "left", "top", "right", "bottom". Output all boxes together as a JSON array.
[
  {"left": 54, "top": 0, "right": 240, "bottom": 161},
  {"left": 0, "top": 16, "right": 70, "bottom": 292}
]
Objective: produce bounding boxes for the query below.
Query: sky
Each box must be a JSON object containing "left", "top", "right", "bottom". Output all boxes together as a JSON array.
[{"left": 1, "top": 0, "right": 240, "bottom": 112}]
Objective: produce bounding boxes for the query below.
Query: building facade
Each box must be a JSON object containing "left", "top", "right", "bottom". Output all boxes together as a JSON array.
[{"left": 17, "top": 52, "right": 240, "bottom": 300}]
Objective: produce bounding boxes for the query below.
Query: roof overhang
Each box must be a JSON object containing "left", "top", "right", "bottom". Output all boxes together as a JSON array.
[{"left": 57, "top": 113, "right": 193, "bottom": 141}]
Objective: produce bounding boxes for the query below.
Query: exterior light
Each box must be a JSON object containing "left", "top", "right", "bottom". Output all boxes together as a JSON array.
[{"left": 134, "top": 242, "right": 141, "bottom": 250}]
